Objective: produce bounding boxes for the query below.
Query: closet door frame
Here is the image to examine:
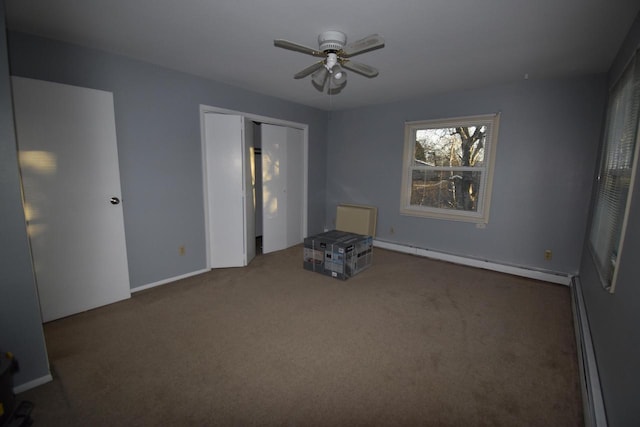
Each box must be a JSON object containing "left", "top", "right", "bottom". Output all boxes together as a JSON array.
[{"left": 199, "top": 105, "right": 308, "bottom": 269}]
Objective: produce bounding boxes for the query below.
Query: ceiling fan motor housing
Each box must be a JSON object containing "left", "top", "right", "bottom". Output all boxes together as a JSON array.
[{"left": 318, "top": 30, "right": 346, "bottom": 52}]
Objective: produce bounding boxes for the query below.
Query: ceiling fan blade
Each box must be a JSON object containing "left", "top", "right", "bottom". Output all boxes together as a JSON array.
[
  {"left": 274, "top": 39, "right": 325, "bottom": 57},
  {"left": 294, "top": 61, "right": 325, "bottom": 79},
  {"left": 341, "top": 60, "right": 379, "bottom": 78},
  {"left": 341, "top": 34, "right": 385, "bottom": 57}
]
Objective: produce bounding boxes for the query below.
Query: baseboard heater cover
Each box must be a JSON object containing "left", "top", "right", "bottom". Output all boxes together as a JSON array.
[
  {"left": 571, "top": 276, "right": 607, "bottom": 427},
  {"left": 373, "top": 239, "right": 571, "bottom": 285}
]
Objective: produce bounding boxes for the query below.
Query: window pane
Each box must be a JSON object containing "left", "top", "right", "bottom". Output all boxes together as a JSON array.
[
  {"left": 410, "top": 169, "right": 482, "bottom": 211},
  {"left": 415, "top": 126, "right": 486, "bottom": 168},
  {"left": 589, "top": 52, "right": 640, "bottom": 290}
]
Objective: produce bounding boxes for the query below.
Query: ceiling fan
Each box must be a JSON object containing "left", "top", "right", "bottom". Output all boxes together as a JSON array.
[{"left": 274, "top": 30, "right": 385, "bottom": 94}]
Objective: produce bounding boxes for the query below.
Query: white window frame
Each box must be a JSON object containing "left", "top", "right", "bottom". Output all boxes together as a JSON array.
[
  {"left": 400, "top": 113, "right": 500, "bottom": 223},
  {"left": 588, "top": 51, "right": 640, "bottom": 293}
]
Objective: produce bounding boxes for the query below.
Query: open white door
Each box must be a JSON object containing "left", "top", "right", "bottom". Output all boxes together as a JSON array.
[
  {"left": 261, "top": 124, "right": 304, "bottom": 253},
  {"left": 12, "top": 77, "right": 131, "bottom": 322},
  {"left": 204, "top": 113, "right": 255, "bottom": 268}
]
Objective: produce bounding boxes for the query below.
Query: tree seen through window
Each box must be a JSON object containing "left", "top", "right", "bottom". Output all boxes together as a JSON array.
[{"left": 411, "top": 126, "right": 486, "bottom": 211}]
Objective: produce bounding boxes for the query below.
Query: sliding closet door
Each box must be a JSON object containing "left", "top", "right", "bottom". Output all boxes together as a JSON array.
[
  {"left": 244, "top": 121, "right": 256, "bottom": 262},
  {"left": 261, "top": 124, "right": 304, "bottom": 253},
  {"left": 12, "top": 77, "right": 131, "bottom": 322},
  {"left": 204, "top": 113, "right": 255, "bottom": 268}
]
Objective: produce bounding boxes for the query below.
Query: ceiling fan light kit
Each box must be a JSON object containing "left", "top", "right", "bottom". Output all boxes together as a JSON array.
[
  {"left": 332, "top": 65, "right": 347, "bottom": 84},
  {"left": 311, "top": 67, "right": 328, "bottom": 91},
  {"left": 274, "top": 30, "right": 384, "bottom": 95}
]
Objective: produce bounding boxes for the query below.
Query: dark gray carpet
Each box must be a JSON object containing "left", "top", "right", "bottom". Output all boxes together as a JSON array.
[{"left": 19, "top": 245, "right": 583, "bottom": 426}]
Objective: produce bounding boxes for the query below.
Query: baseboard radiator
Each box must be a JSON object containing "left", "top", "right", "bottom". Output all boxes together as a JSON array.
[{"left": 571, "top": 276, "right": 607, "bottom": 427}]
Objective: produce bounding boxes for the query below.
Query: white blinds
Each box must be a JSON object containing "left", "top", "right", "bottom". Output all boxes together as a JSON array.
[{"left": 589, "top": 51, "right": 640, "bottom": 291}]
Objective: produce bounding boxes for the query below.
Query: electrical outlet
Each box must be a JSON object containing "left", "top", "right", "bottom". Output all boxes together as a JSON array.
[
  {"left": 179, "top": 245, "right": 186, "bottom": 256},
  {"left": 544, "top": 249, "right": 552, "bottom": 260}
]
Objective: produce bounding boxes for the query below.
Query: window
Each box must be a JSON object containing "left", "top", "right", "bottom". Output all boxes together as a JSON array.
[
  {"left": 400, "top": 113, "right": 500, "bottom": 223},
  {"left": 589, "top": 52, "right": 640, "bottom": 292}
]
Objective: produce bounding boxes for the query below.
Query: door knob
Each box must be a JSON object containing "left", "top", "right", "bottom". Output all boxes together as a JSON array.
[{"left": 110, "top": 197, "right": 120, "bottom": 205}]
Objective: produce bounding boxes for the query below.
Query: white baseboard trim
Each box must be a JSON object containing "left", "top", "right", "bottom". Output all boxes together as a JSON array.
[
  {"left": 14, "top": 373, "right": 53, "bottom": 393},
  {"left": 131, "top": 268, "right": 210, "bottom": 293},
  {"left": 373, "top": 239, "right": 571, "bottom": 285},
  {"left": 571, "top": 276, "right": 607, "bottom": 427}
]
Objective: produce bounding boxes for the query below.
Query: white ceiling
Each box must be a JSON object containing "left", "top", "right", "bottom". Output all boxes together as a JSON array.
[{"left": 5, "top": 0, "right": 640, "bottom": 111}]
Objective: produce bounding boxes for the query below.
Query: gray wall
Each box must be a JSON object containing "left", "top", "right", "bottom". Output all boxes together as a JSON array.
[
  {"left": 4, "top": 30, "right": 327, "bottom": 389},
  {"left": 326, "top": 76, "right": 606, "bottom": 274},
  {"left": 8, "top": 32, "right": 328, "bottom": 289},
  {"left": 579, "top": 12, "right": 640, "bottom": 427},
  {"left": 0, "top": 2, "right": 50, "bottom": 387}
]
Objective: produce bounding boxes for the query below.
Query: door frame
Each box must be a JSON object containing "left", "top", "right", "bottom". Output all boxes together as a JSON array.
[{"left": 199, "top": 105, "right": 309, "bottom": 269}]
